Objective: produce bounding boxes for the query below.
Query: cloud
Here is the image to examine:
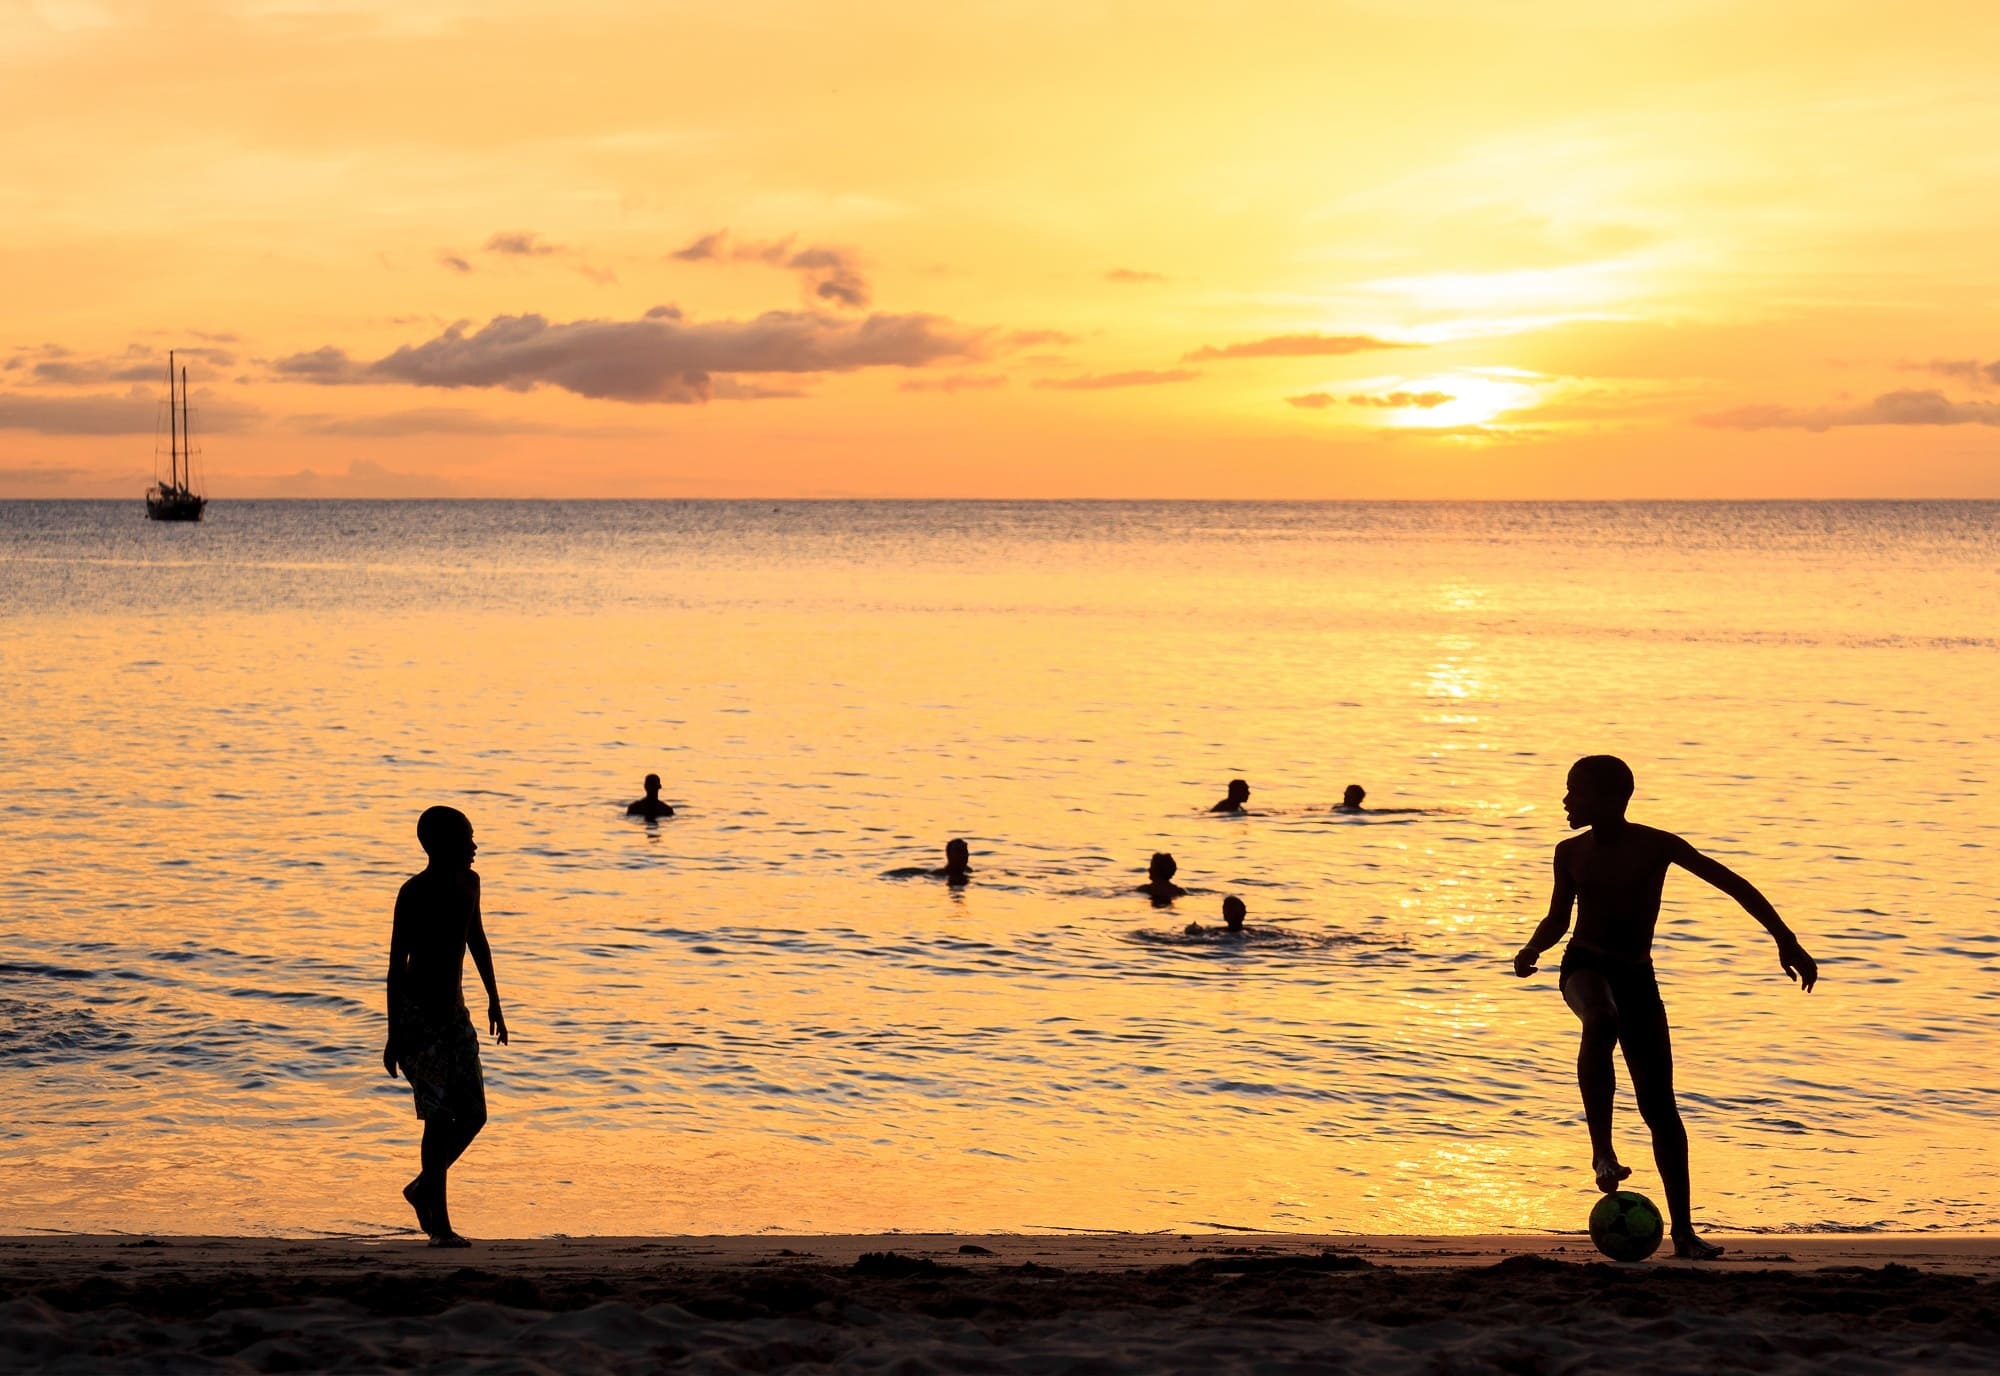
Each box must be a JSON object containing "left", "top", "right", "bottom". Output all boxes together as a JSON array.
[
  {"left": 438, "top": 253, "right": 473, "bottom": 273},
  {"left": 292, "top": 408, "right": 564, "bottom": 437},
  {"left": 1001, "top": 329, "right": 1076, "bottom": 349},
  {"left": 485, "top": 230, "right": 560, "bottom": 257},
  {"left": 710, "top": 377, "right": 808, "bottom": 401},
  {"left": 1347, "top": 390, "right": 1454, "bottom": 409},
  {"left": 669, "top": 230, "right": 732, "bottom": 262},
  {"left": 1182, "top": 333, "right": 1417, "bottom": 362},
  {"left": 1034, "top": 368, "right": 1200, "bottom": 391},
  {"left": 785, "top": 246, "right": 868, "bottom": 309},
  {"left": 670, "top": 230, "right": 871, "bottom": 309},
  {"left": 899, "top": 373, "right": 1008, "bottom": 394},
  {"left": 576, "top": 264, "right": 618, "bottom": 286},
  {"left": 32, "top": 360, "right": 160, "bottom": 385},
  {"left": 6, "top": 343, "right": 235, "bottom": 385},
  {"left": 1285, "top": 392, "right": 1337, "bottom": 409},
  {"left": 277, "top": 309, "right": 978, "bottom": 404},
  {"left": 253, "top": 459, "right": 463, "bottom": 498},
  {"left": 0, "top": 389, "right": 256, "bottom": 434},
  {"left": 1917, "top": 359, "right": 2000, "bottom": 387},
  {"left": 1699, "top": 389, "right": 2000, "bottom": 431},
  {"left": 270, "top": 345, "right": 365, "bottom": 382},
  {"left": 1105, "top": 268, "right": 1166, "bottom": 284}
]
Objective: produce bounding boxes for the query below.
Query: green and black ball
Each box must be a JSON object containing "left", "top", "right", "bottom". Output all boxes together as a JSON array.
[{"left": 1589, "top": 1190, "right": 1664, "bottom": 1261}]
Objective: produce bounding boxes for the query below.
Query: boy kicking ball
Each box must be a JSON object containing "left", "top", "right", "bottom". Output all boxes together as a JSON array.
[{"left": 1513, "top": 756, "right": 1818, "bottom": 1260}]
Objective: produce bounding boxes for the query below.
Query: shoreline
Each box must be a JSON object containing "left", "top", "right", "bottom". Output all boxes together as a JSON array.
[
  {"left": 6, "top": 1232, "right": 1995, "bottom": 1373},
  {"left": 6, "top": 1230, "right": 2000, "bottom": 1274}
]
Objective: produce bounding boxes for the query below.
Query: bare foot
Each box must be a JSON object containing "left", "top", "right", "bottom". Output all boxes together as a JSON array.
[
  {"left": 1672, "top": 1231, "right": 1724, "bottom": 1261},
  {"left": 428, "top": 1231, "right": 472, "bottom": 1249},
  {"left": 1592, "top": 1155, "right": 1633, "bottom": 1193},
  {"left": 401, "top": 1177, "right": 436, "bottom": 1237}
]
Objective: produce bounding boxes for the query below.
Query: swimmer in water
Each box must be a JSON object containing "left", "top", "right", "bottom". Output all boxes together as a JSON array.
[
  {"left": 1211, "top": 779, "right": 1252, "bottom": 813},
  {"left": 1137, "top": 851, "right": 1187, "bottom": 905},
  {"left": 1511, "top": 754, "right": 1819, "bottom": 1262},
  {"left": 885, "top": 838, "right": 971, "bottom": 884},
  {"left": 1186, "top": 895, "right": 1248, "bottom": 937},
  {"left": 1334, "top": 784, "right": 1366, "bottom": 812},
  {"left": 626, "top": 774, "right": 674, "bottom": 820}
]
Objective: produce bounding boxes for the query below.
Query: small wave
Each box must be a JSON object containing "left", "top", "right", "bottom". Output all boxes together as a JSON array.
[
  {"left": 0, "top": 998, "right": 131, "bottom": 1063},
  {"left": 0, "top": 960, "right": 98, "bottom": 981}
]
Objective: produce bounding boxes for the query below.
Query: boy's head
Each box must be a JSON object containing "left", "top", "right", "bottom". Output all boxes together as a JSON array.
[
  {"left": 1221, "top": 895, "right": 1246, "bottom": 930},
  {"left": 1342, "top": 784, "right": 1366, "bottom": 807},
  {"left": 643, "top": 773, "right": 662, "bottom": 794},
  {"left": 1225, "top": 779, "right": 1250, "bottom": 804},
  {"left": 417, "top": 805, "right": 476, "bottom": 867},
  {"left": 1564, "top": 755, "right": 1634, "bottom": 828},
  {"left": 945, "top": 837, "right": 970, "bottom": 869},
  {"left": 1149, "top": 851, "right": 1178, "bottom": 882}
]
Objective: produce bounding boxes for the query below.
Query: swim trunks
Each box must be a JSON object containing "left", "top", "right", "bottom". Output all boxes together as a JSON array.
[
  {"left": 394, "top": 1004, "right": 485, "bottom": 1123},
  {"left": 1559, "top": 945, "right": 1666, "bottom": 1020}
]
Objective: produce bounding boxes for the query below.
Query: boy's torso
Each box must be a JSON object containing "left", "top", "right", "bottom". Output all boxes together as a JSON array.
[
  {"left": 398, "top": 869, "right": 476, "bottom": 1016},
  {"left": 1561, "top": 824, "right": 1675, "bottom": 964}
]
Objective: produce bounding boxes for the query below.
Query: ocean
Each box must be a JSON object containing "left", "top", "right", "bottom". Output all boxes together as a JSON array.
[{"left": 1, "top": 499, "right": 1994, "bottom": 1237}]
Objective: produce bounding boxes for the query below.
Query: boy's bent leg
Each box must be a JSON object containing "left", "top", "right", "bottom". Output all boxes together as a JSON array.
[
  {"left": 1618, "top": 997, "right": 1723, "bottom": 1260},
  {"left": 1560, "top": 970, "right": 1632, "bottom": 1192}
]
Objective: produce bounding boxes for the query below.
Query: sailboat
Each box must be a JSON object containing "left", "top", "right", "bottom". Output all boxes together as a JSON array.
[{"left": 145, "top": 350, "right": 207, "bottom": 522}]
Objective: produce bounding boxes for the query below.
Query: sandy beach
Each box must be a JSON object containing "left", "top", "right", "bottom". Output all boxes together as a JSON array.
[{"left": 4, "top": 1232, "right": 1995, "bottom": 1372}]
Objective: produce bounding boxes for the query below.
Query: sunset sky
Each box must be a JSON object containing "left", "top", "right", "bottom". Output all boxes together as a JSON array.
[{"left": 4, "top": 0, "right": 1998, "bottom": 497}]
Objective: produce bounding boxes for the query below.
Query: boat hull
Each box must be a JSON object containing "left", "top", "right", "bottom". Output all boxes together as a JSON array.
[{"left": 146, "top": 490, "right": 207, "bottom": 522}]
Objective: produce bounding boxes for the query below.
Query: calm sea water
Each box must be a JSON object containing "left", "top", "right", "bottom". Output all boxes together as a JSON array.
[{"left": 1, "top": 500, "right": 1995, "bottom": 1238}]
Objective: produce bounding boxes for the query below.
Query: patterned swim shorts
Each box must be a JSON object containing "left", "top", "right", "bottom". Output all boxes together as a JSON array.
[{"left": 395, "top": 1007, "right": 486, "bottom": 1124}]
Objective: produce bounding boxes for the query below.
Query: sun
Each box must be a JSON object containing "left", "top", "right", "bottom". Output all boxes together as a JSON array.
[{"left": 1371, "top": 370, "right": 1543, "bottom": 429}]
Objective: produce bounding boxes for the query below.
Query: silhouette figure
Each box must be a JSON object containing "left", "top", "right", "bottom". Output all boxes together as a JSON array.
[
  {"left": 1511, "top": 755, "right": 1818, "bottom": 1261},
  {"left": 1211, "top": 779, "right": 1251, "bottom": 813},
  {"left": 1186, "top": 894, "right": 1248, "bottom": 937},
  {"left": 383, "top": 806, "right": 509, "bottom": 1248},
  {"left": 1137, "top": 851, "right": 1187, "bottom": 905},
  {"left": 1335, "top": 784, "right": 1367, "bottom": 812},
  {"left": 887, "top": 838, "right": 972, "bottom": 885},
  {"left": 627, "top": 774, "right": 675, "bottom": 820}
]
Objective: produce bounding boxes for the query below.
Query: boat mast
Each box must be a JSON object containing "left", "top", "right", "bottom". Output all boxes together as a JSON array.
[
  {"left": 167, "top": 351, "right": 180, "bottom": 491},
  {"left": 181, "top": 364, "right": 191, "bottom": 493}
]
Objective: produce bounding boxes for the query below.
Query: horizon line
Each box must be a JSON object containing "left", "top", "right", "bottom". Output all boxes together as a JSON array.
[{"left": 5, "top": 494, "right": 1999, "bottom": 505}]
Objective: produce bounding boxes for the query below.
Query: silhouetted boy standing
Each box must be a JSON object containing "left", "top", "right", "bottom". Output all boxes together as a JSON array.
[
  {"left": 1513, "top": 756, "right": 1817, "bottom": 1259},
  {"left": 384, "top": 805, "right": 508, "bottom": 1247}
]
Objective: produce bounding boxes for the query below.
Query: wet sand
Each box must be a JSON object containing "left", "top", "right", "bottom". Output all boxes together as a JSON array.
[{"left": 4, "top": 1232, "right": 1995, "bottom": 1372}]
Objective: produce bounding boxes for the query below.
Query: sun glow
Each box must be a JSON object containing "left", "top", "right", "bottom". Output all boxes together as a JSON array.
[{"left": 1343, "top": 371, "right": 1543, "bottom": 430}]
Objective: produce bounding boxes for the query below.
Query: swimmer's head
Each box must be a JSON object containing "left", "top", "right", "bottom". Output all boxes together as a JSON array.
[
  {"left": 417, "top": 805, "right": 475, "bottom": 868},
  {"left": 643, "top": 773, "right": 662, "bottom": 794},
  {"left": 1342, "top": 784, "right": 1366, "bottom": 808},
  {"left": 1564, "top": 755, "right": 1634, "bottom": 828},
  {"left": 1221, "top": 895, "right": 1246, "bottom": 930},
  {"left": 1225, "top": 779, "right": 1250, "bottom": 804},
  {"left": 1149, "top": 852, "right": 1178, "bottom": 883},
  {"left": 945, "top": 837, "right": 970, "bottom": 870}
]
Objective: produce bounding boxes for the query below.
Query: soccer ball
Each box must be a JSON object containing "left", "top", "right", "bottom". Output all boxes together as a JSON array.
[{"left": 1589, "top": 1190, "right": 1664, "bottom": 1262}]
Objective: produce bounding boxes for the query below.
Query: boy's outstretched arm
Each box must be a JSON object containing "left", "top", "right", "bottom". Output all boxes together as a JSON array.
[
  {"left": 384, "top": 889, "right": 409, "bottom": 1076},
  {"left": 1513, "top": 852, "right": 1576, "bottom": 977},
  {"left": 465, "top": 873, "right": 509, "bottom": 1044},
  {"left": 1667, "top": 835, "right": 1818, "bottom": 991}
]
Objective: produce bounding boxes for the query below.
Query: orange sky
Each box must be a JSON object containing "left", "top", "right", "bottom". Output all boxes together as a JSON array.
[{"left": 4, "top": 0, "right": 1999, "bottom": 497}]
